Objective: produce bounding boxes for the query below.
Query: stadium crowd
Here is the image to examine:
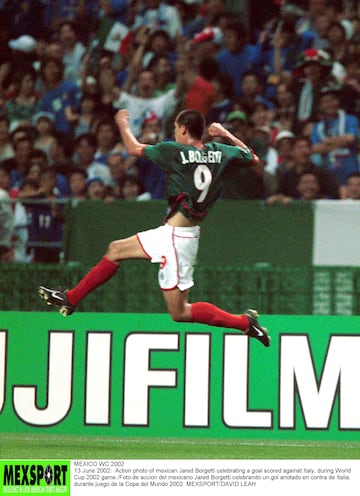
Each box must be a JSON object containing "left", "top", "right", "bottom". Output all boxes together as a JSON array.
[{"left": 1, "top": 0, "right": 360, "bottom": 263}]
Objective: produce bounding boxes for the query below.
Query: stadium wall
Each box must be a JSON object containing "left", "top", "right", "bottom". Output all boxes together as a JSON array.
[
  {"left": 64, "top": 200, "right": 315, "bottom": 266},
  {"left": 63, "top": 200, "right": 360, "bottom": 267},
  {"left": 1, "top": 312, "right": 360, "bottom": 441}
]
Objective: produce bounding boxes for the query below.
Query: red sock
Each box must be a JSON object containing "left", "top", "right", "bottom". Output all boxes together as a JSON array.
[
  {"left": 66, "top": 256, "right": 119, "bottom": 306},
  {"left": 191, "top": 302, "right": 249, "bottom": 331}
]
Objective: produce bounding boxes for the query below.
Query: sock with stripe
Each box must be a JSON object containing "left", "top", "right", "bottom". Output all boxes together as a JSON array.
[{"left": 191, "top": 301, "right": 249, "bottom": 331}]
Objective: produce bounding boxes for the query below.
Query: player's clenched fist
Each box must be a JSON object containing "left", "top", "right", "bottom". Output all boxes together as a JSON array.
[{"left": 208, "top": 122, "right": 227, "bottom": 137}]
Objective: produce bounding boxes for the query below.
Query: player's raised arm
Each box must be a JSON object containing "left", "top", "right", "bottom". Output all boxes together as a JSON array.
[
  {"left": 115, "top": 110, "right": 146, "bottom": 157},
  {"left": 208, "top": 122, "right": 260, "bottom": 165}
]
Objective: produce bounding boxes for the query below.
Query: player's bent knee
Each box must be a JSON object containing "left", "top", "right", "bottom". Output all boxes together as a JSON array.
[
  {"left": 170, "top": 312, "right": 185, "bottom": 322},
  {"left": 106, "top": 240, "right": 123, "bottom": 261},
  {"left": 168, "top": 308, "right": 190, "bottom": 323}
]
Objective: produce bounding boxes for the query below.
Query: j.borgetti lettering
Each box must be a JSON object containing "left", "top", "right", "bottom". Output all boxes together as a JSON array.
[{"left": 179, "top": 150, "right": 223, "bottom": 164}]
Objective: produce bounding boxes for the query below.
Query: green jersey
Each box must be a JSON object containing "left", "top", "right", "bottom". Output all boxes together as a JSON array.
[{"left": 143, "top": 141, "right": 255, "bottom": 221}]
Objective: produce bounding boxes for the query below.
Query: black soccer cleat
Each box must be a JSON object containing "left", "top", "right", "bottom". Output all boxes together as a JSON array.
[
  {"left": 38, "top": 286, "right": 75, "bottom": 316},
  {"left": 244, "top": 309, "right": 270, "bottom": 347}
]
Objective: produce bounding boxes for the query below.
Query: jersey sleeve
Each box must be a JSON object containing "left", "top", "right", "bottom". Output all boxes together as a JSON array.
[
  {"left": 143, "top": 142, "right": 180, "bottom": 171},
  {"left": 216, "top": 142, "right": 257, "bottom": 167}
]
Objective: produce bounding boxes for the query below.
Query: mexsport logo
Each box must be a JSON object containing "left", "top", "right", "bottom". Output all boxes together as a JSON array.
[{"left": 3, "top": 463, "right": 68, "bottom": 486}]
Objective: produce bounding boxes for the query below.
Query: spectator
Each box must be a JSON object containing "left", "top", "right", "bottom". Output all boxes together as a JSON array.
[
  {"left": 27, "top": 167, "right": 64, "bottom": 263},
  {"left": 173, "top": 0, "right": 203, "bottom": 38},
  {"left": 12, "top": 179, "right": 37, "bottom": 263},
  {"left": 274, "top": 130, "right": 295, "bottom": 175},
  {"left": 0, "top": 164, "right": 12, "bottom": 197},
  {"left": 249, "top": 102, "right": 276, "bottom": 141},
  {"left": 74, "top": 133, "right": 112, "bottom": 185},
  {"left": 296, "top": 171, "right": 322, "bottom": 200},
  {"left": 50, "top": 132, "right": 76, "bottom": 177},
  {"left": 190, "top": 26, "right": 224, "bottom": 62},
  {"left": 267, "top": 136, "right": 340, "bottom": 205},
  {"left": 0, "top": 116, "right": 14, "bottom": 162},
  {"left": 238, "top": 71, "right": 274, "bottom": 116},
  {"left": 346, "top": 171, "right": 360, "bottom": 200},
  {"left": 107, "top": 151, "right": 133, "bottom": 190},
  {"left": 223, "top": 110, "right": 251, "bottom": 143},
  {"left": 310, "top": 86, "right": 360, "bottom": 198},
  {"left": 216, "top": 20, "right": 262, "bottom": 99},
  {"left": 138, "top": 110, "right": 164, "bottom": 143},
  {"left": 4, "top": 67, "right": 39, "bottom": 130},
  {"left": 0, "top": 183, "right": 13, "bottom": 261},
  {"left": 33, "top": 112, "right": 57, "bottom": 163},
  {"left": 141, "top": 28, "right": 177, "bottom": 70},
  {"left": 176, "top": 54, "right": 217, "bottom": 118},
  {"left": 339, "top": 54, "right": 360, "bottom": 120},
  {"left": 34, "top": 41, "right": 63, "bottom": 93},
  {"left": 114, "top": 67, "right": 182, "bottom": 137},
  {"left": 325, "top": 21, "right": 349, "bottom": 64},
  {"left": 296, "top": 0, "right": 333, "bottom": 35},
  {"left": 24, "top": 148, "right": 70, "bottom": 198},
  {"left": 207, "top": 71, "right": 233, "bottom": 123},
  {"left": 0, "top": 163, "right": 27, "bottom": 205},
  {"left": 0, "top": 58, "right": 14, "bottom": 110},
  {"left": 2, "top": 135, "right": 33, "bottom": 191},
  {"left": 291, "top": 47, "right": 335, "bottom": 134},
  {"left": 43, "top": 0, "right": 104, "bottom": 31},
  {"left": 22, "top": 160, "right": 43, "bottom": 192},
  {"left": 272, "top": 83, "right": 296, "bottom": 136},
  {"left": 93, "top": 118, "right": 126, "bottom": 165},
  {"left": 351, "top": 38, "right": 360, "bottom": 58},
  {"left": 45, "top": 41, "right": 64, "bottom": 62},
  {"left": 135, "top": 112, "right": 165, "bottom": 199},
  {"left": 86, "top": 176, "right": 107, "bottom": 200},
  {"left": 100, "top": 0, "right": 130, "bottom": 25},
  {"left": 191, "top": 0, "right": 228, "bottom": 35},
  {"left": 309, "top": 11, "right": 332, "bottom": 49},
  {"left": 148, "top": 55, "right": 176, "bottom": 96},
  {"left": 38, "top": 57, "right": 81, "bottom": 136},
  {"left": 258, "top": 18, "right": 314, "bottom": 99},
  {"left": 70, "top": 93, "right": 100, "bottom": 137},
  {"left": 3, "top": 1, "right": 44, "bottom": 40},
  {"left": 58, "top": 20, "right": 86, "bottom": 83},
  {"left": 132, "top": 0, "right": 183, "bottom": 39},
  {"left": 97, "top": 64, "right": 121, "bottom": 118},
  {"left": 252, "top": 126, "right": 279, "bottom": 182},
  {"left": 68, "top": 168, "right": 88, "bottom": 205},
  {"left": 118, "top": 174, "right": 151, "bottom": 201}
]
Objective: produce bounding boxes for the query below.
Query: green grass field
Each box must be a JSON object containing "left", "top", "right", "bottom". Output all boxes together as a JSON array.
[{"left": 1, "top": 434, "right": 360, "bottom": 460}]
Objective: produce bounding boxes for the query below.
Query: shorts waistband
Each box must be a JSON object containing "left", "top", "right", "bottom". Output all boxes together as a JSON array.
[{"left": 165, "top": 223, "right": 200, "bottom": 236}]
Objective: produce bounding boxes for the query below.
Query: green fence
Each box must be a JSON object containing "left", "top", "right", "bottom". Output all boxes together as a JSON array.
[{"left": 1, "top": 262, "right": 360, "bottom": 315}]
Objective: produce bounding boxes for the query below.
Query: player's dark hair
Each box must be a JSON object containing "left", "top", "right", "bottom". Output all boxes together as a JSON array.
[{"left": 176, "top": 110, "right": 205, "bottom": 139}]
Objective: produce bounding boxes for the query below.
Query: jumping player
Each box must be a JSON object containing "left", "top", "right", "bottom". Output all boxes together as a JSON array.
[{"left": 39, "top": 109, "right": 270, "bottom": 347}]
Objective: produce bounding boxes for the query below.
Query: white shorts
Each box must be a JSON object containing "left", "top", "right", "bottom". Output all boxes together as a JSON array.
[{"left": 137, "top": 224, "right": 200, "bottom": 291}]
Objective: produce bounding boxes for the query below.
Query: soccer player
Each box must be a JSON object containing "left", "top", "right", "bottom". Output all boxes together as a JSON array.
[{"left": 39, "top": 109, "right": 270, "bottom": 347}]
